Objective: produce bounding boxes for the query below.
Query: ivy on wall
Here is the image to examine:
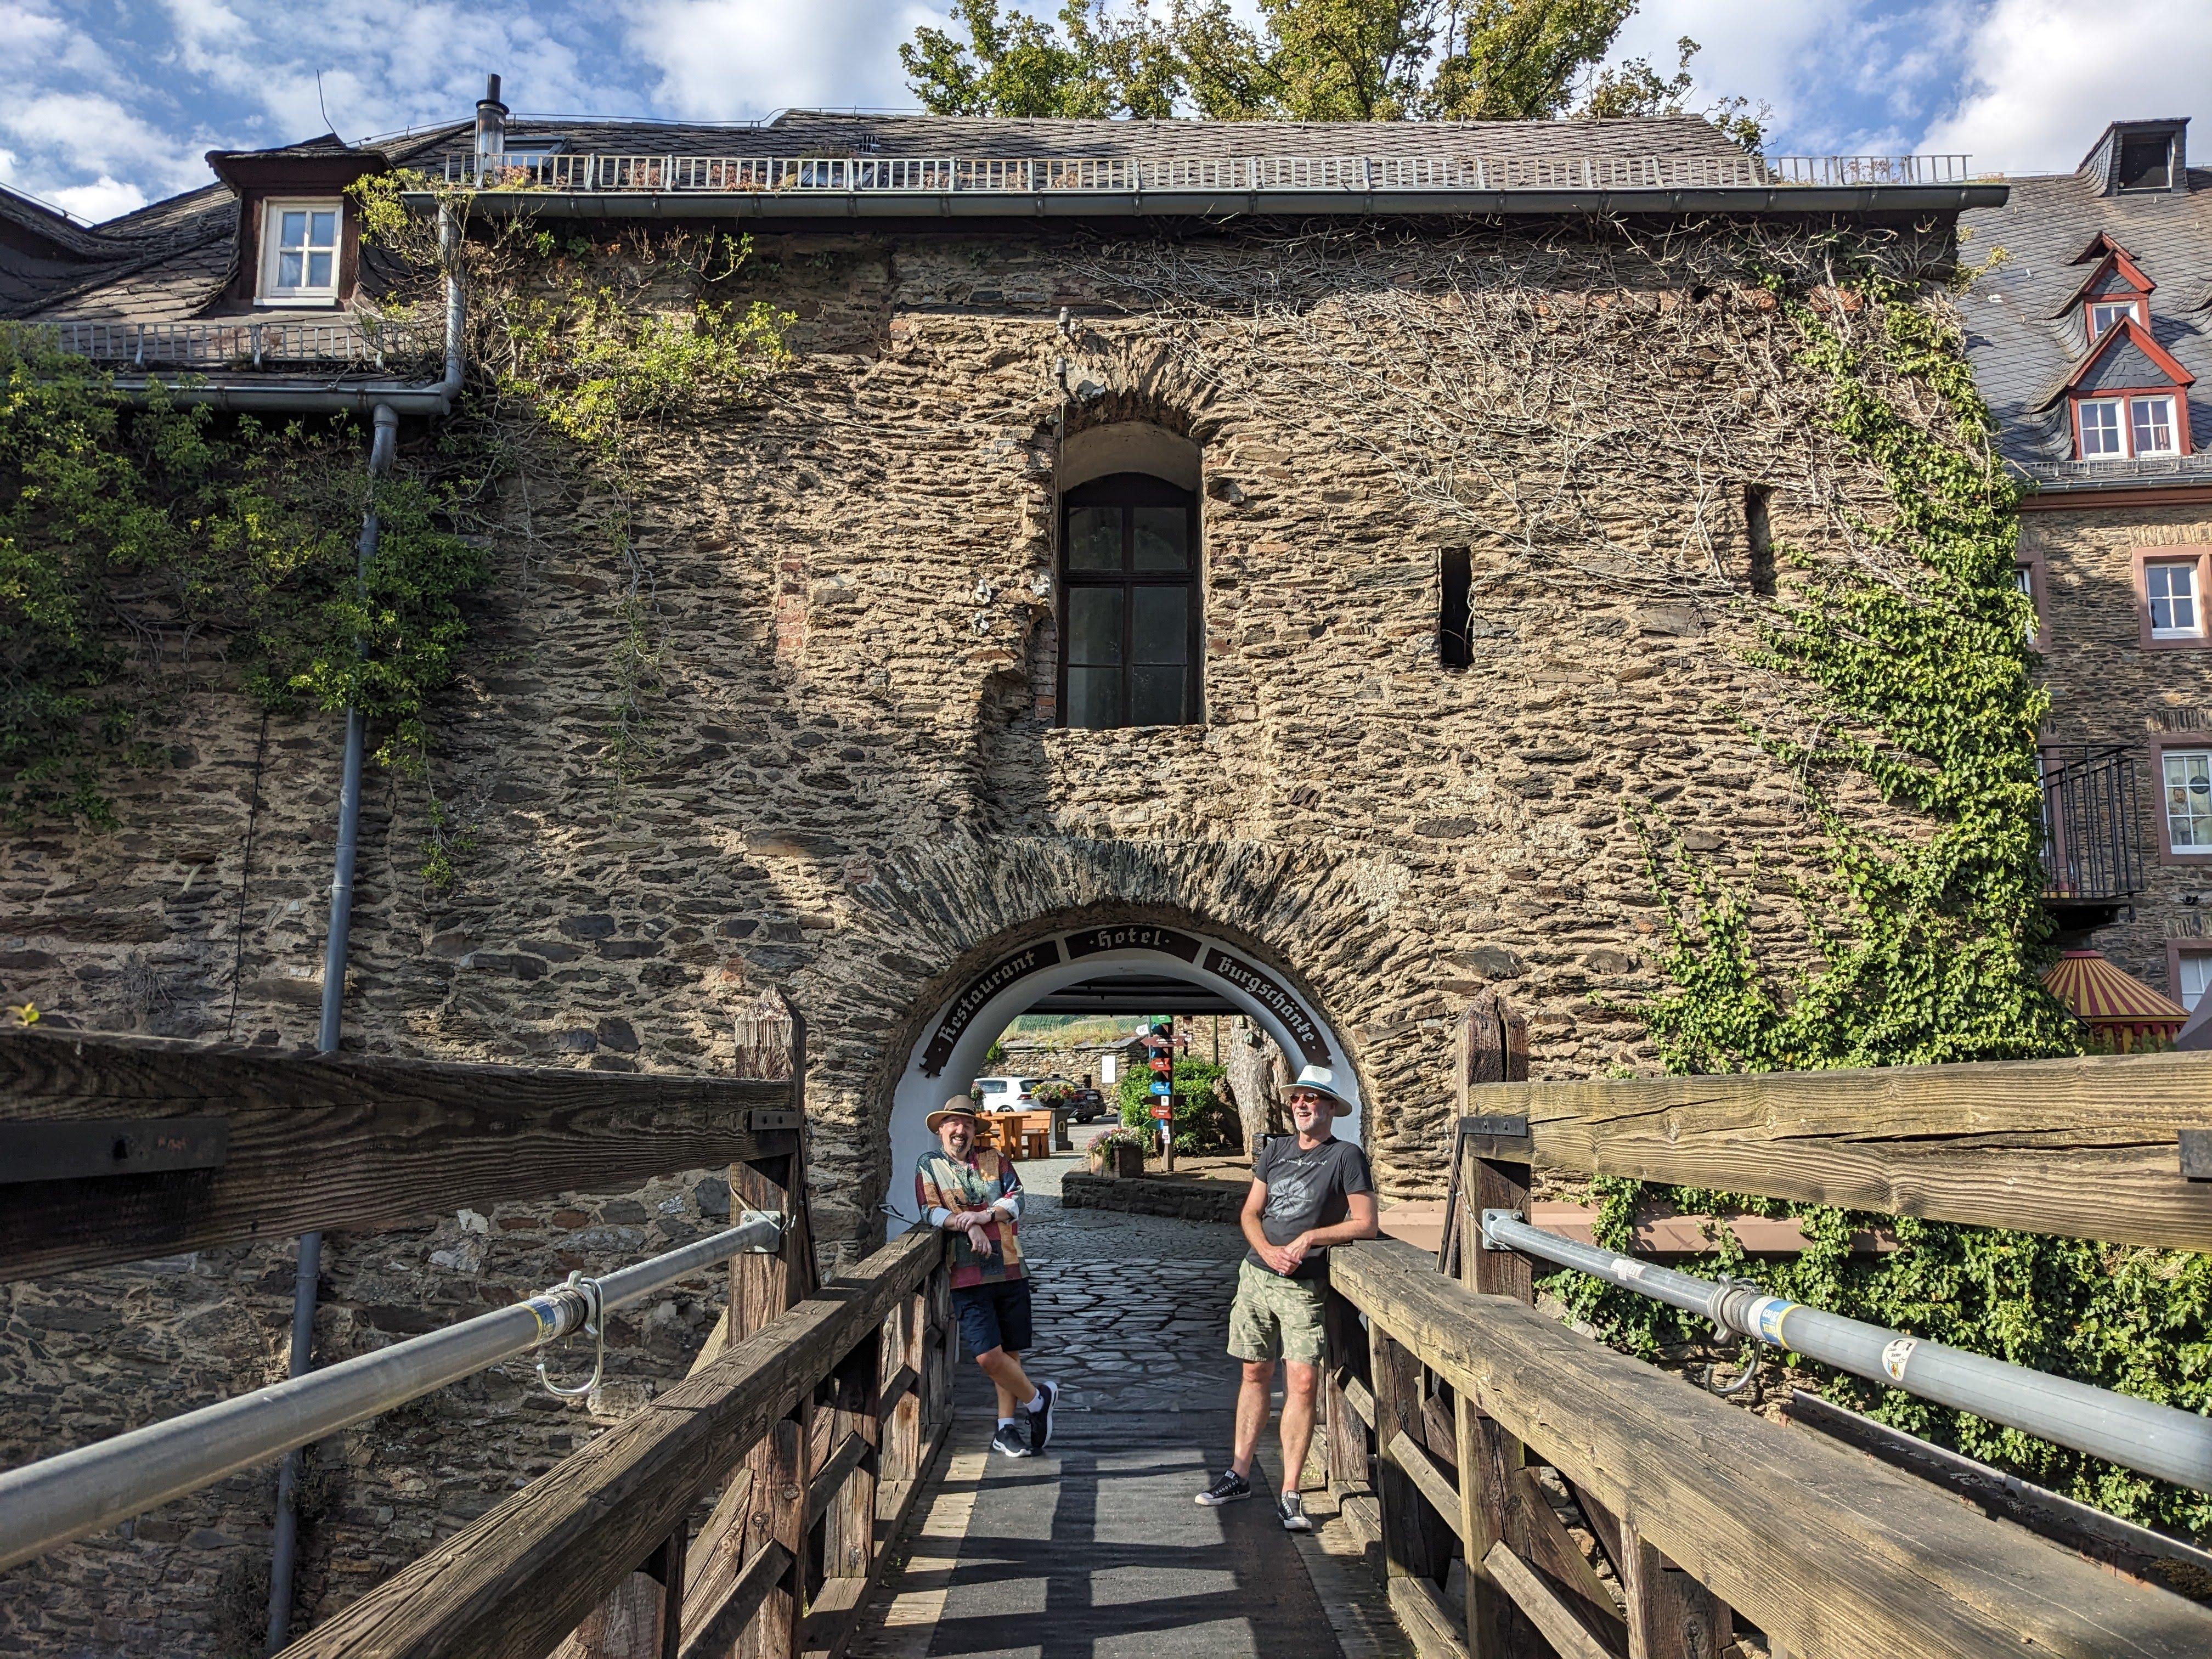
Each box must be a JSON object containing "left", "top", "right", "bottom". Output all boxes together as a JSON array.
[
  {"left": 1581, "top": 264, "right": 2212, "bottom": 1537},
  {"left": 0, "top": 326, "right": 484, "bottom": 827},
  {"left": 2, "top": 178, "right": 791, "bottom": 877}
]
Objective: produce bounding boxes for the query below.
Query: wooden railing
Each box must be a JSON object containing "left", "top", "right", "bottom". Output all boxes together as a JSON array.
[
  {"left": 0, "top": 1010, "right": 956, "bottom": 1659},
  {"left": 1323, "top": 1013, "right": 2212, "bottom": 1659},
  {"left": 283, "top": 1212, "right": 952, "bottom": 1659}
]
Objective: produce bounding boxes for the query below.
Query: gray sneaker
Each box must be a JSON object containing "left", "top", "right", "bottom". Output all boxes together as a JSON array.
[
  {"left": 991, "top": 1423, "right": 1032, "bottom": 1458},
  {"left": 1277, "top": 1491, "right": 1313, "bottom": 1532},
  {"left": 1195, "top": 1467, "right": 1251, "bottom": 1506}
]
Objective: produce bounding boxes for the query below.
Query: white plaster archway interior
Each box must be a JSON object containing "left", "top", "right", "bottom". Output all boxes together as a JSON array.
[{"left": 888, "top": 922, "right": 1359, "bottom": 1230}]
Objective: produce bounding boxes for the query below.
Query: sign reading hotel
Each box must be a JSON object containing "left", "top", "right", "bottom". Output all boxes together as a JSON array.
[
  {"left": 1064, "top": 924, "right": 1203, "bottom": 962},
  {"left": 919, "top": 940, "right": 1064, "bottom": 1075},
  {"left": 1201, "top": 947, "right": 1333, "bottom": 1066}
]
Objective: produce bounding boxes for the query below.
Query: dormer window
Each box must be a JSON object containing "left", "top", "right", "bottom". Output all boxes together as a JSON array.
[
  {"left": 2133, "top": 396, "right": 2179, "bottom": 456},
  {"left": 2076, "top": 395, "right": 2182, "bottom": 461},
  {"left": 258, "top": 199, "right": 342, "bottom": 303},
  {"left": 2118, "top": 133, "right": 2174, "bottom": 191},
  {"left": 2087, "top": 300, "right": 2142, "bottom": 340}
]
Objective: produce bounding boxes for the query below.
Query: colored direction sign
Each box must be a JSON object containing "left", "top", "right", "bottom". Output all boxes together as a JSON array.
[
  {"left": 1149, "top": 1080, "right": 1173, "bottom": 1096},
  {"left": 1150, "top": 1102, "right": 1173, "bottom": 1119}
]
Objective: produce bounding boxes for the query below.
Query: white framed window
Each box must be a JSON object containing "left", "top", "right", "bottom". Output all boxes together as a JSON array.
[
  {"left": 2180, "top": 953, "right": 2212, "bottom": 1012},
  {"left": 2165, "top": 750, "right": 2212, "bottom": 850},
  {"left": 258, "top": 199, "right": 342, "bottom": 303},
  {"left": 2087, "top": 300, "right": 2141, "bottom": 339},
  {"left": 2014, "top": 563, "right": 2039, "bottom": 646},
  {"left": 2079, "top": 398, "right": 2126, "bottom": 459},
  {"left": 2131, "top": 396, "right": 2179, "bottom": 456},
  {"left": 2147, "top": 561, "right": 2199, "bottom": 637}
]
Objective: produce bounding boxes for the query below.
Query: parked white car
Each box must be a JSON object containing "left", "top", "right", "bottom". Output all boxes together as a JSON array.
[{"left": 973, "top": 1076, "right": 1046, "bottom": 1111}]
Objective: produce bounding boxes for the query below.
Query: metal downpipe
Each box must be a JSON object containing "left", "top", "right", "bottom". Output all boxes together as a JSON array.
[
  {"left": 264, "top": 400, "right": 399, "bottom": 1654},
  {"left": 1479, "top": 1209, "right": 2212, "bottom": 1494}
]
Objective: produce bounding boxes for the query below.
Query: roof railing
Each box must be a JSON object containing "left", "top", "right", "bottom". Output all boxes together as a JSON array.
[
  {"left": 436, "top": 150, "right": 1976, "bottom": 195},
  {"left": 41, "top": 317, "right": 440, "bottom": 370}
]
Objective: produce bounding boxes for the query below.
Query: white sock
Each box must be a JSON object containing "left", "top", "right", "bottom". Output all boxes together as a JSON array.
[
  {"left": 998, "top": 1416, "right": 1017, "bottom": 1429},
  {"left": 1022, "top": 1389, "right": 1044, "bottom": 1413}
]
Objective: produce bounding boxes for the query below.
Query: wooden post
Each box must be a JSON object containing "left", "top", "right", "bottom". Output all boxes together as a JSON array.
[
  {"left": 921, "top": 1259, "right": 955, "bottom": 1440},
  {"left": 821, "top": 1329, "right": 882, "bottom": 1583},
  {"left": 1368, "top": 1325, "right": 1454, "bottom": 1585},
  {"left": 879, "top": 1286, "right": 925, "bottom": 1489},
  {"left": 1322, "top": 1286, "right": 1370, "bottom": 1498},
  {"left": 738, "top": 1399, "right": 812, "bottom": 1659},
  {"left": 1455, "top": 998, "right": 1538, "bottom": 1658},
  {"left": 1622, "top": 1517, "right": 1733, "bottom": 1659}
]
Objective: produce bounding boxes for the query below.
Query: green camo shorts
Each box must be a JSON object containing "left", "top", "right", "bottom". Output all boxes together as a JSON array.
[{"left": 1227, "top": 1258, "right": 1328, "bottom": 1365}]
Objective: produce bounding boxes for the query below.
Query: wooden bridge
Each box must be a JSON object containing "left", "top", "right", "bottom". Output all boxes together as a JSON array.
[{"left": 4, "top": 1021, "right": 2212, "bottom": 1659}]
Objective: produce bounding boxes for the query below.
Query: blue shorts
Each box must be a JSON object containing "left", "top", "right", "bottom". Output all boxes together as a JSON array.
[{"left": 952, "top": 1278, "right": 1034, "bottom": 1357}]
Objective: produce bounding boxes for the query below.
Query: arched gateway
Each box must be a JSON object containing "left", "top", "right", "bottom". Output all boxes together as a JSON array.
[{"left": 887, "top": 919, "right": 1360, "bottom": 1214}]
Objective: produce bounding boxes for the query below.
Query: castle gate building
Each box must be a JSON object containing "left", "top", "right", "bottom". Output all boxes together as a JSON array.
[{"left": 0, "top": 97, "right": 2004, "bottom": 1650}]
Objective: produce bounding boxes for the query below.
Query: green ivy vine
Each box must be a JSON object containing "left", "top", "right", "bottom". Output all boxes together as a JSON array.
[
  {"left": 3, "top": 176, "right": 791, "bottom": 886},
  {"left": 0, "top": 325, "right": 485, "bottom": 828},
  {"left": 1581, "top": 267, "right": 2212, "bottom": 1539}
]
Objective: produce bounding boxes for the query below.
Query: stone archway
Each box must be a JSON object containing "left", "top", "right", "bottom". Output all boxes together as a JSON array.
[{"left": 882, "top": 916, "right": 1361, "bottom": 1232}]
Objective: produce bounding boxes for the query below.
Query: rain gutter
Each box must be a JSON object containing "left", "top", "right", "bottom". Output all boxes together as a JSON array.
[{"left": 406, "top": 183, "right": 2008, "bottom": 222}]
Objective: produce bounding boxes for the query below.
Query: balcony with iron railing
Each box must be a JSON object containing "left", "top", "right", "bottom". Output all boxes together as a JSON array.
[
  {"left": 436, "top": 149, "right": 1978, "bottom": 196},
  {"left": 2041, "top": 744, "right": 2145, "bottom": 919},
  {"left": 33, "top": 317, "right": 441, "bottom": 372}
]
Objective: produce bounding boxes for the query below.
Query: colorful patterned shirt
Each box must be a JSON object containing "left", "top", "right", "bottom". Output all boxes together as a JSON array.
[{"left": 915, "top": 1146, "right": 1026, "bottom": 1288}]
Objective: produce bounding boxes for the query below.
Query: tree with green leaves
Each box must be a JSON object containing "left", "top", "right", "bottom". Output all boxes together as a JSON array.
[{"left": 900, "top": 0, "right": 1758, "bottom": 136}]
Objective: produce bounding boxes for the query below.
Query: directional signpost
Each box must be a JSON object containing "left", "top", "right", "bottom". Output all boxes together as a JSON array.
[{"left": 1144, "top": 1021, "right": 1175, "bottom": 1173}]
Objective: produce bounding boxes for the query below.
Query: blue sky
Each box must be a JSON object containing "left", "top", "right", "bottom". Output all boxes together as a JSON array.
[{"left": 3, "top": 0, "right": 2206, "bottom": 222}]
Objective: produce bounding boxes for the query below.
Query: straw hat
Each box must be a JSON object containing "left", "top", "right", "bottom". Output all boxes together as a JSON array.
[{"left": 927, "top": 1098, "right": 983, "bottom": 1132}]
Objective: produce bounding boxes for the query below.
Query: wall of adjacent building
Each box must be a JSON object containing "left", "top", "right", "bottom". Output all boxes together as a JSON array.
[{"left": 2022, "top": 501, "right": 2212, "bottom": 998}]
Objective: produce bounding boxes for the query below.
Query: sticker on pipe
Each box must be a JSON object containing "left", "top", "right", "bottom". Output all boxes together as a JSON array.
[
  {"left": 1881, "top": 1338, "right": 1917, "bottom": 1384},
  {"left": 1746, "top": 1296, "right": 1794, "bottom": 1346},
  {"left": 1611, "top": 1260, "right": 1648, "bottom": 1284}
]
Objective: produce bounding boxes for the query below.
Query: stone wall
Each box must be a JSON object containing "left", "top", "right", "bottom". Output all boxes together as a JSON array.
[
  {"left": 2021, "top": 503, "right": 2212, "bottom": 997},
  {"left": 0, "top": 213, "right": 1951, "bottom": 1651}
]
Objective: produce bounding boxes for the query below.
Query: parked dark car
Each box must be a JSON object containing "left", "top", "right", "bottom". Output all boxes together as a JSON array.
[{"left": 1064, "top": 1087, "right": 1109, "bottom": 1122}]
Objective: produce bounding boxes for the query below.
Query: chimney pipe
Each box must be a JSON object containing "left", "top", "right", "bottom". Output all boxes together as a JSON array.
[{"left": 475, "top": 73, "right": 507, "bottom": 173}]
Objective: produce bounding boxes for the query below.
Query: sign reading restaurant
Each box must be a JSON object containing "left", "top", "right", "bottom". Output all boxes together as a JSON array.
[{"left": 919, "top": 940, "right": 1064, "bottom": 1075}]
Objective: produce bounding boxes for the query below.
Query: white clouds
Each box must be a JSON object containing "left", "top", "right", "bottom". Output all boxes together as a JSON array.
[
  {"left": 1, "top": 92, "right": 212, "bottom": 194},
  {"left": 46, "top": 177, "right": 151, "bottom": 221},
  {"left": 1920, "top": 0, "right": 2212, "bottom": 173},
  {"left": 623, "top": 0, "right": 939, "bottom": 119}
]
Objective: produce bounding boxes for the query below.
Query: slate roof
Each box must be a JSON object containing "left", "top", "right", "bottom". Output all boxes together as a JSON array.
[
  {"left": 405, "top": 108, "right": 1752, "bottom": 168},
  {"left": 1960, "top": 154, "right": 2212, "bottom": 490}
]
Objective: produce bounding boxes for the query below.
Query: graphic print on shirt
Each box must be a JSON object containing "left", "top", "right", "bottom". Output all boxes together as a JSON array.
[{"left": 1263, "top": 1161, "right": 1330, "bottom": 1233}]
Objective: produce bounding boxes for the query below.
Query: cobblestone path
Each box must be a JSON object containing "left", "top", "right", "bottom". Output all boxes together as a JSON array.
[{"left": 849, "top": 1149, "right": 1407, "bottom": 1659}]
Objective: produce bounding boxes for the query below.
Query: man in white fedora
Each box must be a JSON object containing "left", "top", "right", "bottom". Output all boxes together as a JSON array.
[{"left": 1195, "top": 1062, "right": 1376, "bottom": 1530}]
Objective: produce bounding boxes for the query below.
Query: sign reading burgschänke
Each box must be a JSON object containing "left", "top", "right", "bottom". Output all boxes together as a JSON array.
[{"left": 1201, "top": 947, "right": 1333, "bottom": 1066}]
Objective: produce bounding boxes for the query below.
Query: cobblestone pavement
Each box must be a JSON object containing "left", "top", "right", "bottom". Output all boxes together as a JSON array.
[{"left": 848, "top": 1148, "right": 1407, "bottom": 1659}]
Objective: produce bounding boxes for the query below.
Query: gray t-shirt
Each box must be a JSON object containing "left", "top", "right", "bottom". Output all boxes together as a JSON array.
[{"left": 1245, "top": 1134, "right": 1373, "bottom": 1281}]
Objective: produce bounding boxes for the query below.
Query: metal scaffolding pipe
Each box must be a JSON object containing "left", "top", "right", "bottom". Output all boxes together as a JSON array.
[
  {"left": 1480, "top": 1209, "right": 2212, "bottom": 1494},
  {"left": 0, "top": 1212, "right": 783, "bottom": 1575}
]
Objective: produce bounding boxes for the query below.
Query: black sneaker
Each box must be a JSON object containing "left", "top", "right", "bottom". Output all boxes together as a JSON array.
[
  {"left": 1026, "top": 1380, "right": 1058, "bottom": 1454},
  {"left": 1195, "top": 1467, "right": 1251, "bottom": 1506},
  {"left": 991, "top": 1423, "right": 1032, "bottom": 1458},
  {"left": 1277, "top": 1491, "right": 1313, "bottom": 1532}
]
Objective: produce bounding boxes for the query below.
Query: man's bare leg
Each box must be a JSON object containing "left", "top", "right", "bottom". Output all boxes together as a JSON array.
[
  {"left": 1277, "top": 1361, "right": 1320, "bottom": 1494},
  {"left": 1229, "top": 1359, "right": 1273, "bottom": 1478},
  {"left": 976, "top": 1346, "right": 1035, "bottom": 1418}
]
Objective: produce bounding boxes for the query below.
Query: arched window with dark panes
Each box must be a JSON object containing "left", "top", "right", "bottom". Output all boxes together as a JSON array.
[{"left": 1059, "top": 472, "right": 1202, "bottom": 729}]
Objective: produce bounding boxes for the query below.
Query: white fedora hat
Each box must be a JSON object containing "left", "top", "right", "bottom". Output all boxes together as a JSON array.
[{"left": 1285, "top": 1063, "right": 1354, "bottom": 1116}]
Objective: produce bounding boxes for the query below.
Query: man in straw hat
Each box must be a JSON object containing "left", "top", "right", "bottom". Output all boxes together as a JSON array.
[
  {"left": 915, "top": 1098, "right": 1058, "bottom": 1459},
  {"left": 1195, "top": 1063, "right": 1375, "bottom": 1529}
]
